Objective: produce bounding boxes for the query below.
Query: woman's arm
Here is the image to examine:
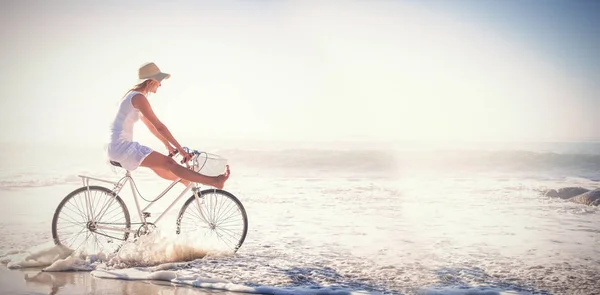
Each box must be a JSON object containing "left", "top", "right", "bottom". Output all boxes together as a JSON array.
[
  {"left": 132, "top": 94, "right": 184, "bottom": 151},
  {"left": 140, "top": 114, "right": 171, "bottom": 147}
]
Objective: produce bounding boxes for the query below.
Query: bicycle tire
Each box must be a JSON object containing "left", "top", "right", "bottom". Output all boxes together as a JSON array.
[
  {"left": 52, "top": 186, "right": 131, "bottom": 254},
  {"left": 176, "top": 189, "right": 248, "bottom": 253}
]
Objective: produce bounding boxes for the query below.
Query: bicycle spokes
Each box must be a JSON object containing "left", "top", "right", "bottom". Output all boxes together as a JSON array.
[
  {"left": 52, "top": 186, "right": 131, "bottom": 255},
  {"left": 177, "top": 190, "right": 248, "bottom": 253}
]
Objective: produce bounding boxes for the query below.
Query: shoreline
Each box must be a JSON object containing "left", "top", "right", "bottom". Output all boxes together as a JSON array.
[{"left": 0, "top": 265, "right": 245, "bottom": 295}]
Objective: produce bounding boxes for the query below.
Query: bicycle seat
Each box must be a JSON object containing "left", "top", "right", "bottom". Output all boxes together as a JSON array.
[{"left": 109, "top": 160, "right": 123, "bottom": 168}]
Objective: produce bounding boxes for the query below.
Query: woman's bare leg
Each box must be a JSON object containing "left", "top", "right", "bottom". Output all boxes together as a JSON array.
[
  {"left": 149, "top": 167, "right": 191, "bottom": 187},
  {"left": 140, "top": 152, "right": 230, "bottom": 189}
]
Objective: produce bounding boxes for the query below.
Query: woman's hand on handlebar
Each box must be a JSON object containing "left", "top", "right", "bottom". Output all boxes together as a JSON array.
[
  {"left": 166, "top": 144, "right": 177, "bottom": 157},
  {"left": 167, "top": 146, "right": 192, "bottom": 164},
  {"left": 177, "top": 146, "right": 193, "bottom": 163}
]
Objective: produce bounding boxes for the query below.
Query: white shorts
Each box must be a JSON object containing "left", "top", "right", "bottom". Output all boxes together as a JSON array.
[{"left": 107, "top": 141, "right": 154, "bottom": 171}]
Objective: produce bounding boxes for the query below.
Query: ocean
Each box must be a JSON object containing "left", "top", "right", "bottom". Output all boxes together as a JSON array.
[{"left": 0, "top": 140, "right": 599, "bottom": 294}]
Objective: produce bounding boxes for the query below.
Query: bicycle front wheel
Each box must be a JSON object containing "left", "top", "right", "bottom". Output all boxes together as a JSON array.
[
  {"left": 52, "top": 186, "right": 131, "bottom": 255},
  {"left": 176, "top": 189, "right": 248, "bottom": 253}
]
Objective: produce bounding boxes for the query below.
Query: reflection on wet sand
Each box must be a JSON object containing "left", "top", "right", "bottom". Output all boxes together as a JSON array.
[{"left": 1, "top": 265, "right": 242, "bottom": 295}]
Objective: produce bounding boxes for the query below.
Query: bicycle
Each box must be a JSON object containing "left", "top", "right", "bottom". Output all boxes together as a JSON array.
[{"left": 50, "top": 147, "right": 248, "bottom": 256}]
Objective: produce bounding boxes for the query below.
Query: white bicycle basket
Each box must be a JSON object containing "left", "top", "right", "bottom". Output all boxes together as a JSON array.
[{"left": 194, "top": 152, "right": 228, "bottom": 177}]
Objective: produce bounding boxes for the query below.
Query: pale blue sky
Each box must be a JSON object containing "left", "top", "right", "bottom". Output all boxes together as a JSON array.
[
  {"left": 1, "top": 0, "right": 598, "bottom": 149},
  {"left": 420, "top": 0, "right": 600, "bottom": 81}
]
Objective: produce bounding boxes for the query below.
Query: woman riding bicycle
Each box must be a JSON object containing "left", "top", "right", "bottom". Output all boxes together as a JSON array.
[{"left": 106, "top": 62, "right": 230, "bottom": 189}]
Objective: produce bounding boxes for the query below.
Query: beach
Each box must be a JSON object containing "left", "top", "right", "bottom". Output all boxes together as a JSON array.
[
  {"left": 1, "top": 143, "right": 599, "bottom": 294},
  {"left": 0, "top": 264, "right": 244, "bottom": 295},
  {"left": 3, "top": 0, "right": 600, "bottom": 293}
]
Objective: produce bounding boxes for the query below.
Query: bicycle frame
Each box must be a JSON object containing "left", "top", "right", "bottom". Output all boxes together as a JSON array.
[{"left": 78, "top": 170, "right": 204, "bottom": 236}]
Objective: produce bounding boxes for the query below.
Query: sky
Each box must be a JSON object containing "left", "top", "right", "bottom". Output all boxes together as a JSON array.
[{"left": 1, "top": 0, "right": 599, "bottom": 150}]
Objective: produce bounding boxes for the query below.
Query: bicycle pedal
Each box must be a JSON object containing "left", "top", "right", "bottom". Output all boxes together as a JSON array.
[{"left": 143, "top": 212, "right": 151, "bottom": 218}]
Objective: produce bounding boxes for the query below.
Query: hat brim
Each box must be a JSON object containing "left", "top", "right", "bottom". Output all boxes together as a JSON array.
[{"left": 139, "top": 72, "right": 170, "bottom": 83}]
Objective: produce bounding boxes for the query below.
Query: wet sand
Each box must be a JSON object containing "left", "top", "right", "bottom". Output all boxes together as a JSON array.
[{"left": 0, "top": 265, "right": 247, "bottom": 295}]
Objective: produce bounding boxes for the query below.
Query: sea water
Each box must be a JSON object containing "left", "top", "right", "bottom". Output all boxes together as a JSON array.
[{"left": 0, "top": 141, "right": 599, "bottom": 294}]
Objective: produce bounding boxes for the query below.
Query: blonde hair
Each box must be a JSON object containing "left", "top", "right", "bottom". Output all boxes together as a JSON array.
[{"left": 123, "top": 79, "right": 157, "bottom": 97}]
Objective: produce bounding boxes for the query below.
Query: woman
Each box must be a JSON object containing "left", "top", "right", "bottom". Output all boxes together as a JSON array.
[{"left": 107, "top": 62, "right": 230, "bottom": 189}]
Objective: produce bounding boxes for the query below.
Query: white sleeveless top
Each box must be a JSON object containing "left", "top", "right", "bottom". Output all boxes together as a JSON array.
[{"left": 109, "top": 91, "right": 142, "bottom": 143}]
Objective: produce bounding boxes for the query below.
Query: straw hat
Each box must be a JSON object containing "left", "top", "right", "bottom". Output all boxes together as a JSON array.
[{"left": 138, "top": 62, "right": 171, "bottom": 82}]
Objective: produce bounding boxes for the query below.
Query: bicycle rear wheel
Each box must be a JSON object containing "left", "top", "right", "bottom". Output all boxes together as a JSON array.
[
  {"left": 52, "top": 186, "right": 131, "bottom": 255},
  {"left": 176, "top": 189, "right": 248, "bottom": 253}
]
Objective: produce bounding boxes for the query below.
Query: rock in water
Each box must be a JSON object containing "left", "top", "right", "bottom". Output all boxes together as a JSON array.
[
  {"left": 543, "top": 189, "right": 559, "bottom": 198},
  {"left": 569, "top": 189, "right": 600, "bottom": 206},
  {"left": 556, "top": 187, "right": 590, "bottom": 199}
]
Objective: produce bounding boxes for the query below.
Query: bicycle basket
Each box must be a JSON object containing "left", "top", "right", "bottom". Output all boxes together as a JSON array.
[{"left": 194, "top": 152, "right": 228, "bottom": 177}]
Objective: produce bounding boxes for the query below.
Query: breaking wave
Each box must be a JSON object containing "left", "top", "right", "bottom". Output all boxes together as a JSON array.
[
  {"left": 221, "top": 148, "right": 600, "bottom": 174},
  {"left": 2, "top": 147, "right": 599, "bottom": 189},
  {"left": 0, "top": 175, "right": 80, "bottom": 189}
]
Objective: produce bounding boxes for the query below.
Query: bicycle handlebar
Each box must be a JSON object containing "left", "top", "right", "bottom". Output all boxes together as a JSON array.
[{"left": 168, "top": 147, "right": 200, "bottom": 165}]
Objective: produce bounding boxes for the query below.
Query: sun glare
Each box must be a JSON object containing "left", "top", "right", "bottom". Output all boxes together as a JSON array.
[{"left": 0, "top": 1, "right": 597, "bottom": 146}]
